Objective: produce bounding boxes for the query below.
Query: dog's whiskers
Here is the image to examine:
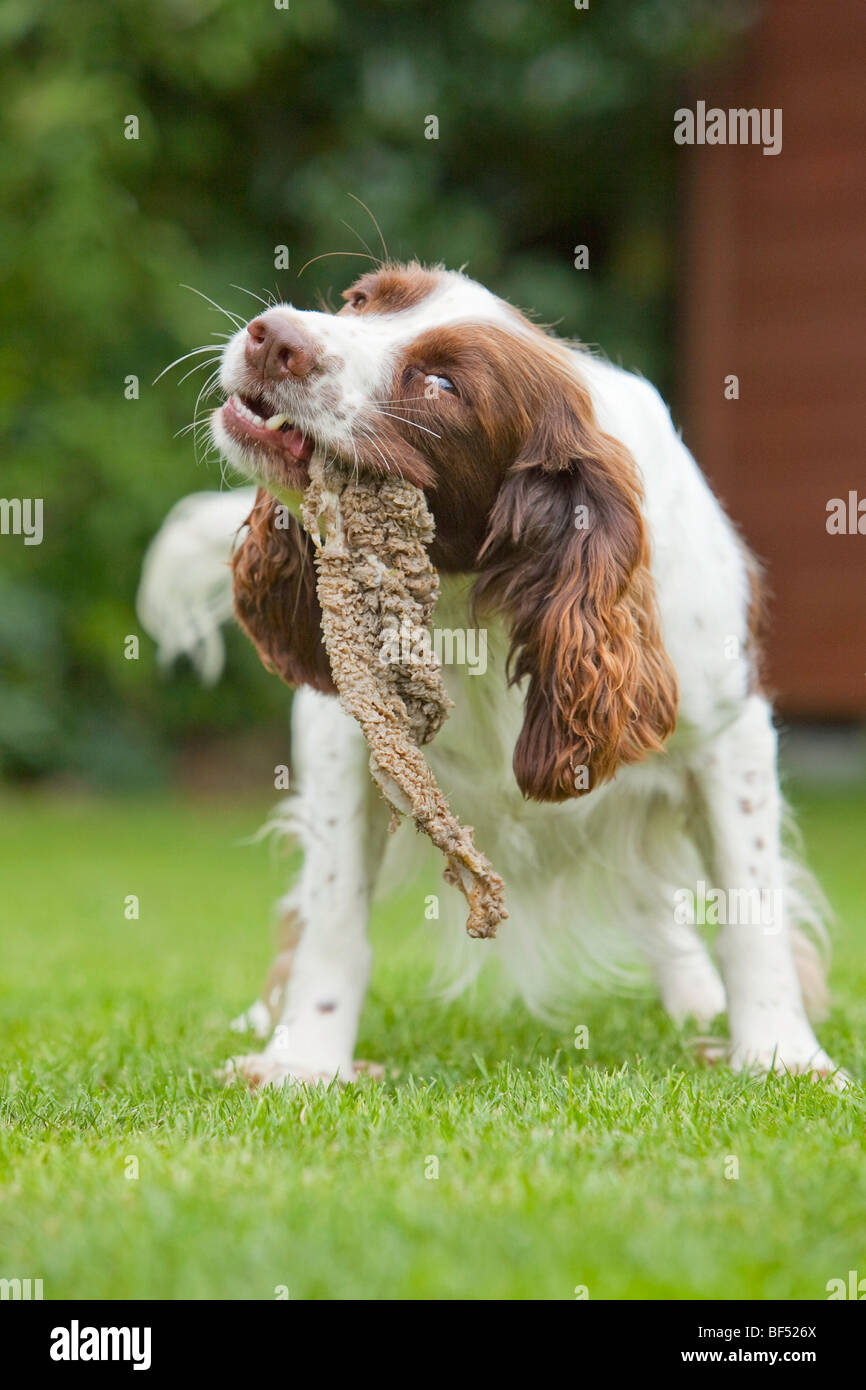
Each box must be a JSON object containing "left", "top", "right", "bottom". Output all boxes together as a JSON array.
[
  {"left": 177, "top": 356, "right": 222, "bottom": 387},
  {"left": 357, "top": 423, "right": 405, "bottom": 484},
  {"left": 180, "top": 284, "right": 245, "bottom": 330},
  {"left": 230, "top": 283, "right": 274, "bottom": 310},
  {"left": 154, "top": 344, "right": 220, "bottom": 385},
  {"left": 370, "top": 408, "right": 441, "bottom": 440}
]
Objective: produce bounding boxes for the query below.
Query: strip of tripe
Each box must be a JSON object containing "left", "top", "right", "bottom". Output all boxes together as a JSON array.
[{"left": 300, "top": 457, "right": 507, "bottom": 940}]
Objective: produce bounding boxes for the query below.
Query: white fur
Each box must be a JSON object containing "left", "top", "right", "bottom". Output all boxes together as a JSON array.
[
  {"left": 136, "top": 489, "right": 256, "bottom": 684},
  {"left": 141, "top": 269, "right": 844, "bottom": 1088}
]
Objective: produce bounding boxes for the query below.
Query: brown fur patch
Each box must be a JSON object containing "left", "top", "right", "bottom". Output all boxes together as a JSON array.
[
  {"left": 231, "top": 488, "right": 335, "bottom": 693},
  {"left": 339, "top": 261, "right": 443, "bottom": 315},
  {"left": 470, "top": 340, "right": 679, "bottom": 801}
]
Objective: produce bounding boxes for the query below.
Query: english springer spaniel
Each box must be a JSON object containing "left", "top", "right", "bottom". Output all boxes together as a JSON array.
[{"left": 138, "top": 262, "right": 844, "bottom": 1088}]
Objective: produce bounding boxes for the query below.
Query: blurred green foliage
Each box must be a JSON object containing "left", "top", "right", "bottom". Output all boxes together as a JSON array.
[{"left": 0, "top": 0, "right": 749, "bottom": 785}]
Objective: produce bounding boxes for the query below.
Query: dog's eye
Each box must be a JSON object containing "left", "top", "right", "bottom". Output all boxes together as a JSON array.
[
  {"left": 347, "top": 292, "right": 367, "bottom": 310},
  {"left": 424, "top": 373, "right": 457, "bottom": 396}
]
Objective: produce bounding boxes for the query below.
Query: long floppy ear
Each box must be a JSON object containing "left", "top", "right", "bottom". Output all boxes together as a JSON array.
[
  {"left": 473, "top": 371, "right": 678, "bottom": 802},
  {"left": 231, "top": 487, "right": 335, "bottom": 693}
]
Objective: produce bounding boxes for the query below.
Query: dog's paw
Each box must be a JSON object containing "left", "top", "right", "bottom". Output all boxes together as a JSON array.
[
  {"left": 219, "top": 1052, "right": 384, "bottom": 1091},
  {"left": 693, "top": 1035, "right": 850, "bottom": 1089},
  {"left": 660, "top": 969, "right": 727, "bottom": 1031},
  {"left": 728, "top": 1038, "right": 851, "bottom": 1090}
]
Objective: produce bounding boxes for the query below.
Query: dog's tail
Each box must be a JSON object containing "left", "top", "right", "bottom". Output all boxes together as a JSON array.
[{"left": 136, "top": 488, "right": 257, "bottom": 683}]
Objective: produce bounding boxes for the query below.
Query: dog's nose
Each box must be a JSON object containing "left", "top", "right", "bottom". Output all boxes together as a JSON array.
[{"left": 244, "top": 312, "right": 317, "bottom": 380}]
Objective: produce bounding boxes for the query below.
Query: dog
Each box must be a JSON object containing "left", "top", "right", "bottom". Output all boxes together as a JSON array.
[{"left": 138, "top": 261, "right": 843, "bottom": 1088}]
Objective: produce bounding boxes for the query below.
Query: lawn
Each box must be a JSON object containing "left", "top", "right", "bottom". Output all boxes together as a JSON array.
[{"left": 1, "top": 784, "right": 864, "bottom": 1301}]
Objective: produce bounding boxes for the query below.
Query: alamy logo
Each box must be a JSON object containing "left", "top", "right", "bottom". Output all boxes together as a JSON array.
[
  {"left": 826, "top": 1270, "right": 866, "bottom": 1299},
  {"left": 674, "top": 102, "right": 782, "bottom": 156},
  {"left": 674, "top": 879, "right": 782, "bottom": 933},
  {"left": 379, "top": 621, "right": 487, "bottom": 676},
  {"left": 0, "top": 497, "right": 43, "bottom": 545},
  {"left": 826, "top": 491, "right": 866, "bottom": 535},
  {"left": 0, "top": 1276, "right": 43, "bottom": 1299},
  {"left": 50, "top": 1320, "right": 152, "bottom": 1371}
]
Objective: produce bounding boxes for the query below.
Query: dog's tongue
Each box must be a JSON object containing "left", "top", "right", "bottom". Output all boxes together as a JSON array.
[
  {"left": 284, "top": 427, "right": 314, "bottom": 463},
  {"left": 263, "top": 411, "right": 314, "bottom": 462}
]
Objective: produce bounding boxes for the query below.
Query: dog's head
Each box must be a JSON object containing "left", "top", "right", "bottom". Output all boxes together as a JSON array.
[{"left": 219, "top": 262, "right": 677, "bottom": 800}]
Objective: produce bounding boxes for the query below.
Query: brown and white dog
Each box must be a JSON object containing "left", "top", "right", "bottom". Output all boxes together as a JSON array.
[{"left": 139, "top": 261, "right": 844, "bottom": 1088}]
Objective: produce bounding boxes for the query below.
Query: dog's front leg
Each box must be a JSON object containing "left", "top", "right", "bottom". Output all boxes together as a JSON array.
[
  {"left": 228, "top": 688, "right": 389, "bottom": 1090},
  {"left": 695, "top": 695, "right": 846, "bottom": 1086}
]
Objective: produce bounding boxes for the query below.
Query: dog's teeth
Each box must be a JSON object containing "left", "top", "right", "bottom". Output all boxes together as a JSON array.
[
  {"left": 265, "top": 414, "right": 292, "bottom": 431},
  {"left": 230, "top": 395, "right": 268, "bottom": 425}
]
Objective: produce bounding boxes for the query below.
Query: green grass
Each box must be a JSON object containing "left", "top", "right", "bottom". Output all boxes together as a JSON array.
[{"left": 1, "top": 785, "right": 865, "bottom": 1300}]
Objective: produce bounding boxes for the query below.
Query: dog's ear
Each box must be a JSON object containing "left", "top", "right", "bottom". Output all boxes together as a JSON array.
[
  {"left": 231, "top": 487, "right": 335, "bottom": 693},
  {"left": 474, "top": 371, "right": 678, "bottom": 802}
]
